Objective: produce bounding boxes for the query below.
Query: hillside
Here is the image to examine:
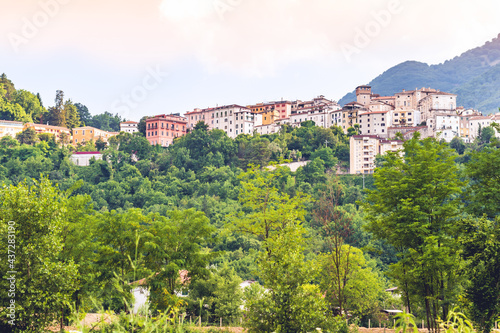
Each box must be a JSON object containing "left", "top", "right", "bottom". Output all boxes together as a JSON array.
[{"left": 339, "top": 34, "right": 500, "bottom": 113}]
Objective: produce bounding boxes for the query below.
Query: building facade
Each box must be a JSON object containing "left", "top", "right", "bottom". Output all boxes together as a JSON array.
[
  {"left": 350, "top": 135, "right": 403, "bottom": 174},
  {"left": 70, "top": 151, "right": 103, "bottom": 166},
  {"left": 72, "top": 126, "right": 116, "bottom": 145},
  {"left": 145, "top": 114, "right": 187, "bottom": 147},
  {"left": 120, "top": 121, "right": 139, "bottom": 133},
  {"left": 0, "top": 120, "right": 23, "bottom": 138}
]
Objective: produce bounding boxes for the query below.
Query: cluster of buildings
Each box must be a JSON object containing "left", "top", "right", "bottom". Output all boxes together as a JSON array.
[
  {"left": 1, "top": 84, "right": 499, "bottom": 172},
  {"left": 346, "top": 85, "right": 500, "bottom": 174}
]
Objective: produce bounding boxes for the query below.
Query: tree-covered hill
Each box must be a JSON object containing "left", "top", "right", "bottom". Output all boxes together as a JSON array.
[{"left": 339, "top": 33, "right": 500, "bottom": 113}]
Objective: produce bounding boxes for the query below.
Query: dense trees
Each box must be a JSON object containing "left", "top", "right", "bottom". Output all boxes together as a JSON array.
[
  {"left": 1, "top": 91, "right": 500, "bottom": 332},
  {"left": 0, "top": 74, "right": 46, "bottom": 123},
  {"left": 363, "top": 134, "right": 464, "bottom": 332},
  {"left": 0, "top": 179, "right": 78, "bottom": 332}
]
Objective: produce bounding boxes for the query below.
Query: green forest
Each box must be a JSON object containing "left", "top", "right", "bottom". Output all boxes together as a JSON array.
[{"left": 1, "top": 75, "right": 500, "bottom": 333}]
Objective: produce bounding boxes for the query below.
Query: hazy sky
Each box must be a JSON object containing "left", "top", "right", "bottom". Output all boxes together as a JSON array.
[{"left": 2, "top": 0, "right": 500, "bottom": 121}]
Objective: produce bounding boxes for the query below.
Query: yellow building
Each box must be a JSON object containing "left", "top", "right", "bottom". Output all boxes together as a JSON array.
[
  {"left": 0, "top": 120, "right": 24, "bottom": 138},
  {"left": 72, "top": 126, "right": 116, "bottom": 145},
  {"left": 24, "top": 123, "right": 71, "bottom": 141}
]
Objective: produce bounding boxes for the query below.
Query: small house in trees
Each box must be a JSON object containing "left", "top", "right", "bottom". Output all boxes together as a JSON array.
[{"left": 70, "top": 151, "right": 102, "bottom": 166}]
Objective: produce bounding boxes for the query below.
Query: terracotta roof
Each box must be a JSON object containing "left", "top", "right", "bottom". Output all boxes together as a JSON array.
[{"left": 120, "top": 121, "right": 138, "bottom": 124}]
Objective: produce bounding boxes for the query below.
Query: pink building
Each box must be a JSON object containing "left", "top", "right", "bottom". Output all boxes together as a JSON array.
[{"left": 146, "top": 114, "right": 187, "bottom": 147}]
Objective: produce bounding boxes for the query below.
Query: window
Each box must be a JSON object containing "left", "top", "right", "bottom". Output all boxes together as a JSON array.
[
  {"left": 75, "top": 130, "right": 78, "bottom": 134},
  {"left": 83, "top": 130, "right": 85, "bottom": 135}
]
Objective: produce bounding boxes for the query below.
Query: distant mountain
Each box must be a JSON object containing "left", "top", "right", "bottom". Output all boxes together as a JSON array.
[{"left": 338, "top": 34, "right": 500, "bottom": 114}]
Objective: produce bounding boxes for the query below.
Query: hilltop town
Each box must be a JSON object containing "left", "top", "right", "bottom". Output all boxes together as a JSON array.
[{"left": 4, "top": 82, "right": 498, "bottom": 174}]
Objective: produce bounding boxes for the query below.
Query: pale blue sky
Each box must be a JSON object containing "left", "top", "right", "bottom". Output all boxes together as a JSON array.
[{"left": 2, "top": 0, "right": 500, "bottom": 121}]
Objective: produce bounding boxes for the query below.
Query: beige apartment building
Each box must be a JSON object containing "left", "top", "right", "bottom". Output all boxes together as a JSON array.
[
  {"left": 350, "top": 135, "right": 403, "bottom": 174},
  {"left": 25, "top": 123, "right": 71, "bottom": 141},
  {"left": 358, "top": 111, "right": 391, "bottom": 137},
  {"left": 0, "top": 120, "right": 24, "bottom": 138}
]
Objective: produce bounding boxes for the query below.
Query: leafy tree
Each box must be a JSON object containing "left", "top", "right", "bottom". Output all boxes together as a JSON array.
[
  {"left": 450, "top": 136, "right": 466, "bottom": 155},
  {"left": 310, "top": 146, "right": 338, "bottom": 169},
  {"left": 0, "top": 88, "right": 29, "bottom": 122},
  {"left": 111, "top": 132, "right": 151, "bottom": 160},
  {"left": 232, "top": 165, "right": 309, "bottom": 244},
  {"left": 92, "top": 209, "right": 149, "bottom": 311},
  {"left": 465, "top": 146, "right": 500, "bottom": 218},
  {"left": 362, "top": 133, "right": 464, "bottom": 333},
  {"left": 319, "top": 245, "right": 385, "bottom": 318},
  {"left": 63, "top": 100, "right": 81, "bottom": 129},
  {"left": 12, "top": 89, "right": 46, "bottom": 123},
  {"left": 0, "top": 73, "right": 16, "bottom": 100},
  {"left": 90, "top": 111, "right": 123, "bottom": 132},
  {"left": 47, "top": 90, "right": 66, "bottom": 127},
  {"left": 187, "top": 263, "right": 243, "bottom": 325},
  {"left": 314, "top": 178, "right": 353, "bottom": 316},
  {"left": 244, "top": 224, "right": 333, "bottom": 332},
  {"left": 95, "top": 137, "right": 107, "bottom": 151},
  {"left": 75, "top": 103, "right": 92, "bottom": 126},
  {"left": 15, "top": 127, "right": 38, "bottom": 145},
  {"left": 478, "top": 126, "right": 495, "bottom": 145},
  {"left": 458, "top": 216, "right": 500, "bottom": 333},
  {"left": 58, "top": 132, "right": 70, "bottom": 146},
  {"left": 0, "top": 179, "right": 78, "bottom": 332},
  {"left": 138, "top": 116, "right": 147, "bottom": 136},
  {"left": 236, "top": 134, "right": 271, "bottom": 169},
  {"left": 144, "top": 209, "right": 215, "bottom": 313}
]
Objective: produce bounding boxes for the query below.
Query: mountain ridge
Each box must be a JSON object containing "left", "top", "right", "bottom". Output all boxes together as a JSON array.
[{"left": 338, "top": 34, "right": 500, "bottom": 113}]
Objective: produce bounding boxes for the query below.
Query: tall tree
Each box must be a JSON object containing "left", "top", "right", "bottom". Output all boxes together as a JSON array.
[
  {"left": 314, "top": 177, "right": 353, "bottom": 316},
  {"left": 63, "top": 100, "right": 81, "bottom": 129},
  {"left": 465, "top": 145, "right": 500, "bottom": 218},
  {"left": 74, "top": 103, "right": 92, "bottom": 126},
  {"left": 458, "top": 216, "right": 500, "bottom": 333},
  {"left": 232, "top": 165, "right": 309, "bottom": 246},
  {"left": 47, "top": 90, "right": 66, "bottom": 127},
  {"left": 0, "top": 178, "right": 78, "bottom": 332},
  {"left": 138, "top": 116, "right": 147, "bottom": 136},
  {"left": 362, "top": 133, "right": 464, "bottom": 333},
  {"left": 0, "top": 73, "right": 16, "bottom": 101}
]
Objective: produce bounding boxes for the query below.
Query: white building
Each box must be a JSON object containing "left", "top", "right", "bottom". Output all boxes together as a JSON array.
[
  {"left": 358, "top": 111, "right": 392, "bottom": 137},
  {"left": 469, "top": 114, "right": 500, "bottom": 140},
  {"left": 433, "top": 113, "right": 460, "bottom": 142},
  {"left": 289, "top": 103, "right": 342, "bottom": 129},
  {"left": 70, "top": 152, "right": 103, "bottom": 166},
  {"left": 120, "top": 121, "right": 139, "bottom": 134},
  {"left": 0, "top": 120, "right": 23, "bottom": 138}
]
